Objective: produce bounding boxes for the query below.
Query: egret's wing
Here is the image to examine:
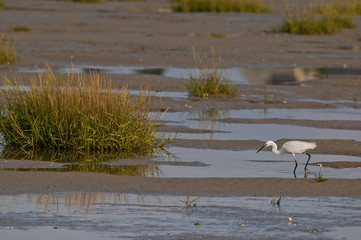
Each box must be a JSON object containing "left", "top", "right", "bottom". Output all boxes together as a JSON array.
[{"left": 281, "top": 141, "right": 316, "bottom": 154}]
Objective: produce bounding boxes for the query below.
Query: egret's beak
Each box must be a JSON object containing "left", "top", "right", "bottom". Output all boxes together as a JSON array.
[{"left": 257, "top": 144, "right": 266, "bottom": 153}]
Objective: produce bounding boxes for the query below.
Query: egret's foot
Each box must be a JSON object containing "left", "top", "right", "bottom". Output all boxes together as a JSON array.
[{"left": 304, "top": 168, "right": 309, "bottom": 178}]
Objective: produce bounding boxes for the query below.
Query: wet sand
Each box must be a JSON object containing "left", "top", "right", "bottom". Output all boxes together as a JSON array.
[
  {"left": 0, "top": 0, "right": 360, "bottom": 198},
  {"left": 1, "top": 171, "right": 361, "bottom": 197}
]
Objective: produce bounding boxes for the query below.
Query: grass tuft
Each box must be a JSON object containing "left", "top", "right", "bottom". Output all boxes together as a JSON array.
[
  {"left": 185, "top": 47, "right": 236, "bottom": 98},
  {"left": 279, "top": 15, "right": 355, "bottom": 35},
  {"left": 171, "top": 0, "right": 272, "bottom": 13},
  {"left": 313, "top": 0, "right": 361, "bottom": 16},
  {"left": 0, "top": 66, "right": 170, "bottom": 155},
  {"left": 271, "top": 193, "right": 282, "bottom": 207},
  {"left": 179, "top": 195, "right": 199, "bottom": 208},
  {"left": 314, "top": 164, "right": 328, "bottom": 182},
  {"left": 0, "top": 36, "right": 17, "bottom": 65},
  {"left": 12, "top": 25, "right": 30, "bottom": 32},
  {"left": 276, "top": 1, "right": 356, "bottom": 35}
]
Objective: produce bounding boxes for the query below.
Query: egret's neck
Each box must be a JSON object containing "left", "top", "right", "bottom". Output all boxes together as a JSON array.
[{"left": 270, "top": 142, "right": 281, "bottom": 154}]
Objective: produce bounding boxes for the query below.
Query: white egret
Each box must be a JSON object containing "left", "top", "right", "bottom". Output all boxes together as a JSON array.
[{"left": 257, "top": 140, "right": 316, "bottom": 175}]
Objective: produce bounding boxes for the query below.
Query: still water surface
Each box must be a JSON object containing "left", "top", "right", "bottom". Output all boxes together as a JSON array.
[{"left": 0, "top": 193, "right": 360, "bottom": 239}]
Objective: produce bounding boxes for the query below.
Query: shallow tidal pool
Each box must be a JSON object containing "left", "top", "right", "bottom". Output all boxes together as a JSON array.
[{"left": 0, "top": 193, "right": 360, "bottom": 240}]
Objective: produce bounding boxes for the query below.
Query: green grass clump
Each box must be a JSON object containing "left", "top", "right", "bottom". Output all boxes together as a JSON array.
[
  {"left": 279, "top": 15, "right": 355, "bottom": 35},
  {"left": 171, "top": 0, "right": 272, "bottom": 13},
  {"left": 0, "top": 66, "right": 169, "bottom": 155},
  {"left": 12, "top": 25, "right": 30, "bottom": 32},
  {"left": 0, "top": 36, "right": 17, "bottom": 65},
  {"left": 276, "top": 1, "right": 356, "bottom": 35},
  {"left": 313, "top": 0, "right": 361, "bottom": 16},
  {"left": 185, "top": 48, "right": 236, "bottom": 98}
]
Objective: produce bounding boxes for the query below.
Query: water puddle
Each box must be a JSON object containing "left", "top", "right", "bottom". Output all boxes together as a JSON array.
[
  {"left": 2, "top": 146, "right": 360, "bottom": 179},
  {"left": 15, "top": 65, "right": 361, "bottom": 85},
  {"left": 164, "top": 107, "right": 361, "bottom": 122},
  {"left": 0, "top": 228, "right": 102, "bottom": 240},
  {"left": 0, "top": 146, "right": 165, "bottom": 177},
  {"left": 156, "top": 147, "right": 361, "bottom": 179},
  {"left": 130, "top": 89, "right": 188, "bottom": 99},
  {"left": 4, "top": 164, "right": 162, "bottom": 177},
  {"left": 174, "top": 123, "right": 361, "bottom": 141},
  {"left": 160, "top": 108, "right": 361, "bottom": 141},
  {"left": 0, "top": 192, "right": 360, "bottom": 239},
  {"left": 330, "top": 226, "right": 361, "bottom": 239},
  {"left": 293, "top": 98, "right": 359, "bottom": 104}
]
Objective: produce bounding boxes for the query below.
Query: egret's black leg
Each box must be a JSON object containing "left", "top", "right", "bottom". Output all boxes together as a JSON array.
[
  {"left": 304, "top": 153, "right": 312, "bottom": 172},
  {"left": 293, "top": 161, "right": 298, "bottom": 173},
  {"left": 292, "top": 154, "right": 298, "bottom": 178}
]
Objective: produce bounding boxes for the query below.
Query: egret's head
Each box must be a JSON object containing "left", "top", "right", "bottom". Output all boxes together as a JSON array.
[
  {"left": 257, "top": 141, "right": 271, "bottom": 153},
  {"left": 265, "top": 141, "right": 273, "bottom": 147}
]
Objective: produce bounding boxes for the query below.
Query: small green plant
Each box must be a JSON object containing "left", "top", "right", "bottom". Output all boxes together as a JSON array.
[
  {"left": 171, "top": 0, "right": 273, "bottom": 13},
  {"left": 185, "top": 47, "right": 236, "bottom": 98},
  {"left": 209, "top": 33, "right": 233, "bottom": 38},
  {"left": 271, "top": 194, "right": 282, "bottom": 206},
  {"left": 353, "top": 96, "right": 357, "bottom": 103},
  {"left": 12, "top": 25, "right": 30, "bottom": 32},
  {"left": 179, "top": 195, "right": 199, "bottom": 208},
  {"left": 0, "top": 36, "right": 17, "bottom": 65},
  {"left": 0, "top": 66, "right": 170, "bottom": 155},
  {"left": 279, "top": 15, "right": 355, "bottom": 35},
  {"left": 314, "top": 164, "right": 328, "bottom": 182}
]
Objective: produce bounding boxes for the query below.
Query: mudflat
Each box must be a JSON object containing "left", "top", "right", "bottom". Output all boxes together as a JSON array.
[
  {"left": 0, "top": 0, "right": 361, "bottom": 197},
  {"left": 1, "top": 171, "right": 361, "bottom": 197}
]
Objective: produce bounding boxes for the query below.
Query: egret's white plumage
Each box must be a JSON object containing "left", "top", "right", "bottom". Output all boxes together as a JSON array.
[{"left": 257, "top": 140, "right": 316, "bottom": 175}]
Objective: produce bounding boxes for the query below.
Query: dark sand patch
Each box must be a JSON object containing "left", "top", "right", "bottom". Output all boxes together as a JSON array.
[
  {"left": 0, "top": 159, "right": 64, "bottom": 169},
  {"left": 216, "top": 118, "right": 361, "bottom": 130},
  {"left": 148, "top": 96, "right": 341, "bottom": 112},
  {"left": 0, "top": 171, "right": 360, "bottom": 197}
]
